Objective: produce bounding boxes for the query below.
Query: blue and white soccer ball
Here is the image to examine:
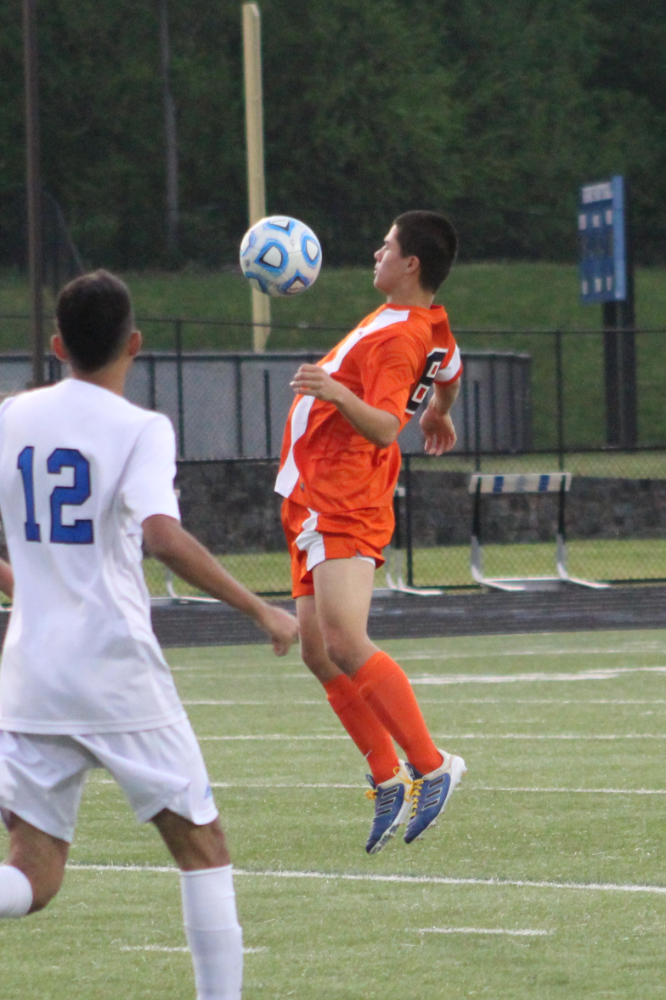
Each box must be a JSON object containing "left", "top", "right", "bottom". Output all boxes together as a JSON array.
[{"left": 239, "top": 216, "right": 322, "bottom": 296}]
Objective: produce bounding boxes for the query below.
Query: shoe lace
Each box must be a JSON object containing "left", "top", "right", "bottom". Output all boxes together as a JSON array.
[
  {"left": 408, "top": 778, "right": 424, "bottom": 820},
  {"left": 365, "top": 765, "right": 417, "bottom": 803}
]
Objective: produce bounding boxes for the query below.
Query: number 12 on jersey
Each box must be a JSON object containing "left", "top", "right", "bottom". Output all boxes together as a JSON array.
[{"left": 17, "top": 446, "right": 94, "bottom": 544}]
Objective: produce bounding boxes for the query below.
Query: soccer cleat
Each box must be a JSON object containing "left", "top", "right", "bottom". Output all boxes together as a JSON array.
[
  {"left": 404, "top": 751, "right": 467, "bottom": 845},
  {"left": 364, "top": 761, "right": 416, "bottom": 855}
]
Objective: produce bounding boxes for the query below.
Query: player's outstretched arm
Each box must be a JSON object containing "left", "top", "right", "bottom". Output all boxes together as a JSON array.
[
  {"left": 419, "top": 381, "right": 460, "bottom": 456},
  {"left": 0, "top": 557, "right": 13, "bottom": 599},
  {"left": 142, "top": 515, "right": 298, "bottom": 656}
]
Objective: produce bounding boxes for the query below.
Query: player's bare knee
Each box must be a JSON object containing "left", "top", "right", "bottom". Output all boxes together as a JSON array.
[
  {"left": 321, "top": 634, "right": 358, "bottom": 675},
  {"left": 183, "top": 823, "right": 230, "bottom": 870},
  {"left": 154, "top": 811, "right": 230, "bottom": 870},
  {"left": 300, "top": 642, "right": 336, "bottom": 681}
]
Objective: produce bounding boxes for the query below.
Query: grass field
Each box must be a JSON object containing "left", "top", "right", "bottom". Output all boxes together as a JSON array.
[
  {"left": 2, "top": 262, "right": 666, "bottom": 350},
  {"left": 2, "top": 628, "right": 666, "bottom": 999}
]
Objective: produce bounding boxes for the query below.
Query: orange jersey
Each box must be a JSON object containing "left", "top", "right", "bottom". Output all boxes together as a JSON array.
[{"left": 275, "top": 303, "right": 461, "bottom": 513}]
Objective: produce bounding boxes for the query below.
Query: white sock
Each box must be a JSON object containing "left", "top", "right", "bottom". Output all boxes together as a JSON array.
[
  {"left": 0, "top": 865, "right": 33, "bottom": 918},
  {"left": 180, "top": 864, "right": 243, "bottom": 1000}
]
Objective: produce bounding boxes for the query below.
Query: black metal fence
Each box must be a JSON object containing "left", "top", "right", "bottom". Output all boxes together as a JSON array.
[{"left": 2, "top": 314, "right": 666, "bottom": 595}]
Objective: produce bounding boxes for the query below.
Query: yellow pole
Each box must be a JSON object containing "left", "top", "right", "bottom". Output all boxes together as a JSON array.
[{"left": 242, "top": 3, "right": 270, "bottom": 352}]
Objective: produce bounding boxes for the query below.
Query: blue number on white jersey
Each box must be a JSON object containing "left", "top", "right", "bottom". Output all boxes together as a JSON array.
[
  {"left": 17, "top": 446, "right": 41, "bottom": 541},
  {"left": 17, "top": 447, "right": 94, "bottom": 544}
]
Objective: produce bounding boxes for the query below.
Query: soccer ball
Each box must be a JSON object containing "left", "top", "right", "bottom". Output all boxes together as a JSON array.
[{"left": 239, "top": 216, "right": 322, "bottom": 296}]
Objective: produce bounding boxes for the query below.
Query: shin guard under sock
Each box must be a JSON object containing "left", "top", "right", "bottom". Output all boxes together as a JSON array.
[
  {"left": 353, "top": 650, "right": 443, "bottom": 775},
  {"left": 324, "top": 673, "right": 399, "bottom": 783}
]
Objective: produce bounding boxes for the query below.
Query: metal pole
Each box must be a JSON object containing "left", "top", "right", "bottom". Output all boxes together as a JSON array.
[
  {"left": 619, "top": 181, "right": 637, "bottom": 447},
  {"left": 473, "top": 380, "right": 482, "bottom": 472},
  {"left": 23, "top": 0, "right": 44, "bottom": 387},
  {"left": 263, "top": 368, "right": 272, "bottom": 457},
  {"left": 602, "top": 179, "right": 636, "bottom": 448},
  {"left": 175, "top": 320, "right": 185, "bottom": 457},
  {"left": 242, "top": 3, "right": 271, "bottom": 352},
  {"left": 404, "top": 456, "right": 414, "bottom": 587},
  {"left": 554, "top": 330, "right": 565, "bottom": 470}
]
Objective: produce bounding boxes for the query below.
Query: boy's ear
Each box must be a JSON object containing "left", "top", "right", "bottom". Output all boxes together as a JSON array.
[
  {"left": 51, "top": 332, "right": 69, "bottom": 362},
  {"left": 128, "top": 329, "right": 142, "bottom": 358}
]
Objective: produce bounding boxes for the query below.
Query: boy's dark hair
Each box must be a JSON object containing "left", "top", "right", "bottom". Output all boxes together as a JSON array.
[
  {"left": 55, "top": 270, "right": 134, "bottom": 372},
  {"left": 393, "top": 211, "right": 458, "bottom": 293}
]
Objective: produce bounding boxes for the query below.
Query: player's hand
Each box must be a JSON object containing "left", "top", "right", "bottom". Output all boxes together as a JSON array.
[
  {"left": 420, "top": 405, "right": 457, "bottom": 456},
  {"left": 290, "top": 364, "right": 340, "bottom": 402},
  {"left": 255, "top": 603, "right": 299, "bottom": 656}
]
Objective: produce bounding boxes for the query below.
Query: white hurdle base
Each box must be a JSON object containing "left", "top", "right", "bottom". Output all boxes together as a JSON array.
[
  {"left": 470, "top": 536, "right": 609, "bottom": 592},
  {"left": 381, "top": 546, "right": 443, "bottom": 597},
  {"left": 469, "top": 473, "right": 610, "bottom": 592}
]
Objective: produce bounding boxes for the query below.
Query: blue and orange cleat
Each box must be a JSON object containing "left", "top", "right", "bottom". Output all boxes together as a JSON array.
[
  {"left": 404, "top": 751, "right": 467, "bottom": 845},
  {"left": 365, "top": 761, "right": 416, "bottom": 855}
]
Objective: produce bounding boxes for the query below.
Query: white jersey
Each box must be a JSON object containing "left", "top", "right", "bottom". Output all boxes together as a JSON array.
[{"left": 0, "top": 378, "right": 185, "bottom": 735}]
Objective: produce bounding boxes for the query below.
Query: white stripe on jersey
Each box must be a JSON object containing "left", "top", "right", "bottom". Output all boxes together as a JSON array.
[{"left": 275, "top": 309, "right": 409, "bottom": 498}]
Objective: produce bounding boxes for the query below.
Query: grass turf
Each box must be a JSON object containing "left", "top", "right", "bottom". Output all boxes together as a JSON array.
[{"left": 2, "top": 629, "right": 666, "bottom": 998}]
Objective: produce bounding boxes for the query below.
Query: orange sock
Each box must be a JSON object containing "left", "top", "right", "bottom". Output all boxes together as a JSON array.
[
  {"left": 352, "top": 650, "right": 442, "bottom": 776},
  {"left": 323, "top": 673, "right": 399, "bottom": 784}
]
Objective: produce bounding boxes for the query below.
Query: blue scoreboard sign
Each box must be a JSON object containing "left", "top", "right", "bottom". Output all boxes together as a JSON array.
[{"left": 578, "top": 175, "right": 627, "bottom": 303}]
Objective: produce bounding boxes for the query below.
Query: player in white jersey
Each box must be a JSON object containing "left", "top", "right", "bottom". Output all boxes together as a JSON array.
[{"left": 0, "top": 270, "right": 298, "bottom": 1000}]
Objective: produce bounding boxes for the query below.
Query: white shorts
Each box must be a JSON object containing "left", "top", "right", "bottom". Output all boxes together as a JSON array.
[{"left": 0, "top": 719, "right": 218, "bottom": 843}]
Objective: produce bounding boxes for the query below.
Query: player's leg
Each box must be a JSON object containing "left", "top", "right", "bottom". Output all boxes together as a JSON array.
[
  {"left": 84, "top": 725, "right": 243, "bottom": 1000},
  {"left": 286, "top": 499, "right": 400, "bottom": 786},
  {"left": 298, "top": 592, "right": 400, "bottom": 783},
  {"left": 0, "top": 732, "right": 88, "bottom": 917},
  {"left": 153, "top": 810, "right": 242, "bottom": 1000},
  {"left": 313, "top": 557, "right": 442, "bottom": 770},
  {"left": 298, "top": 588, "right": 411, "bottom": 853},
  {"left": 0, "top": 812, "right": 68, "bottom": 916},
  {"left": 313, "top": 557, "right": 466, "bottom": 843}
]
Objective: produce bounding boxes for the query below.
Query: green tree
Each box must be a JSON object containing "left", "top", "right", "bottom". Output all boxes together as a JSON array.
[{"left": 0, "top": 0, "right": 664, "bottom": 269}]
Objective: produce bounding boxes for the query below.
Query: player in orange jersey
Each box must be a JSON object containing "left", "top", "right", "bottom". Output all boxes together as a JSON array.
[{"left": 276, "top": 211, "right": 467, "bottom": 854}]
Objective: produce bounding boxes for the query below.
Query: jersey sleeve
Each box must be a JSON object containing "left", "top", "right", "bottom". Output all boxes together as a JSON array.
[
  {"left": 121, "top": 414, "right": 181, "bottom": 524},
  {"left": 433, "top": 339, "right": 462, "bottom": 384},
  {"left": 360, "top": 333, "right": 424, "bottom": 420}
]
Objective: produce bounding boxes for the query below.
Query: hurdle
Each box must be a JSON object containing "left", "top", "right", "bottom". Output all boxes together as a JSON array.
[{"left": 469, "top": 472, "right": 609, "bottom": 592}]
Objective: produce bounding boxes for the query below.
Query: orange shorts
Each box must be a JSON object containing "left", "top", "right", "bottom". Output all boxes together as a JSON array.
[{"left": 281, "top": 498, "right": 395, "bottom": 598}]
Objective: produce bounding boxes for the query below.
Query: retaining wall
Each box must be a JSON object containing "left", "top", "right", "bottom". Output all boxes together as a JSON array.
[{"left": 176, "top": 461, "right": 666, "bottom": 553}]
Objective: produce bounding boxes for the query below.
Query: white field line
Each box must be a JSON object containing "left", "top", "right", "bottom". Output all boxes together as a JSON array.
[
  {"left": 170, "top": 665, "right": 666, "bottom": 682},
  {"left": 410, "top": 666, "right": 666, "bottom": 685},
  {"left": 182, "top": 700, "right": 321, "bottom": 706},
  {"left": 412, "top": 927, "right": 550, "bottom": 937},
  {"left": 120, "top": 945, "right": 265, "bottom": 954},
  {"left": 66, "top": 863, "right": 666, "bottom": 896},
  {"left": 423, "top": 699, "right": 666, "bottom": 705},
  {"left": 473, "top": 786, "right": 666, "bottom": 795},
  {"left": 90, "top": 779, "right": 666, "bottom": 794},
  {"left": 170, "top": 647, "right": 666, "bottom": 672},
  {"left": 195, "top": 733, "right": 666, "bottom": 741},
  {"left": 183, "top": 697, "right": 666, "bottom": 706},
  {"left": 93, "top": 779, "right": 360, "bottom": 789},
  {"left": 397, "top": 646, "right": 666, "bottom": 660},
  {"left": 173, "top": 665, "right": 666, "bottom": 684},
  {"left": 198, "top": 734, "right": 347, "bottom": 741}
]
